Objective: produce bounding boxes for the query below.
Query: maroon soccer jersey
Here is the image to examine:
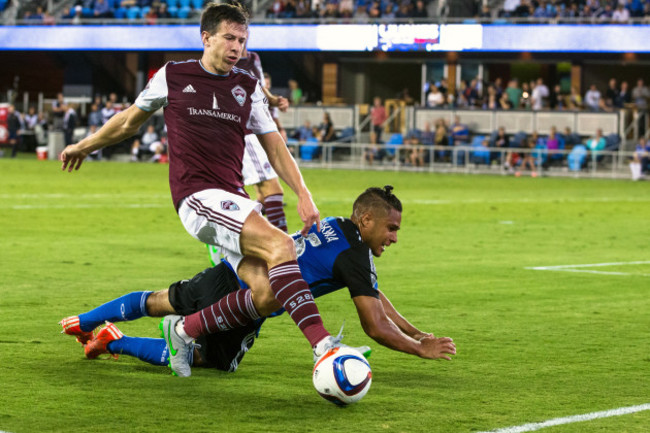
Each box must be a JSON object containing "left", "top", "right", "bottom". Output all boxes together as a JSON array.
[
  {"left": 236, "top": 52, "right": 264, "bottom": 83},
  {"left": 135, "top": 60, "right": 277, "bottom": 210}
]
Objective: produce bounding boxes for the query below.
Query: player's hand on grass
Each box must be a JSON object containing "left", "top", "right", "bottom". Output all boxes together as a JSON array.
[
  {"left": 413, "top": 331, "right": 434, "bottom": 341},
  {"left": 417, "top": 336, "right": 456, "bottom": 360},
  {"left": 297, "top": 193, "right": 320, "bottom": 236},
  {"left": 60, "top": 144, "right": 89, "bottom": 172}
]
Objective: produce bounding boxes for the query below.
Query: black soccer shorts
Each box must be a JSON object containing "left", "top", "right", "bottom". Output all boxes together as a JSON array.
[{"left": 168, "top": 263, "right": 263, "bottom": 372}]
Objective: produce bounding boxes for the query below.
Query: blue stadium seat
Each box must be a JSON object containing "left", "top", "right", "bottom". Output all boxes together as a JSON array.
[
  {"left": 605, "top": 133, "right": 621, "bottom": 151},
  {"left": 82, "top": 7, "right": 93, "bottom": 17},
  {"left": 114, "top": 6, "right": 127, "bottom": 18},
  {"left": 167, "top": 5, "right": 178, "bottom": 16},
  {"left": 140, "top": 5, "right": 150, "bottom": 17},
  {"left": 177, "top": 5, "right": 190, "bottom": 18},
  {"left": 179, "top": 0, "right": 191, "bottom": 8},
  {"left": 300, "top": 138, "right": 321, "bottom": 161},
  {"left": 385, "top": 133, "right": 403, "bottom": 157},
  {"left": 567, "top": 144, "right": 587, "bottom": 171},
  {"left": 166, "top": 0, "right": 179, "bottom": 7},
  {"left": 126, "top": 6, "right": 141, "bottom": 19},
  {"left": 192, "top": 0, "right": 203, "bottom": 9},
  {"left": 470, "top": 135, "right": 490, "bottom": 165}
]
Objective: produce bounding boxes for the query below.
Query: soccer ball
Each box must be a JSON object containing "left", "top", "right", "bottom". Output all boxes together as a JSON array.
[{"left": 312, "top": 347, "right": 372, "bottom": 405}]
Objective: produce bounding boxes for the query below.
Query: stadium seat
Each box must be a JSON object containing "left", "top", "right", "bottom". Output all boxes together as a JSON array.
[
  {"left": 300, "top": 138, "right": 321, "bottom": 161},
  {"left": 470, "top": 136, "right": 490, "bottom": 165},
  {"left": 166, "top": 0, "right": 179, "bottom": 7},
  {"left": 140, "top": 6, "right": 150, "bottom": 17},
  {"left": 192, "top": 0, "right": 203, "bottom": 9},
  {"left": 605, "top": 133, "right": 621, "bottom": 151},
  {"left": 179, "top": 0, "right": 191, "bottom": 8},
  {"left": 177, "top": 6, "right": 190, "bottom": 18},
  {"left": 385, "top": 133, "right": 403, "bottom": 158},
  {"left": 114, "top": 6, "right": 127, "bottom": 18},
  {"left": 338, "top": 127, "right": 355, "bottom": 143},
  {"left": 511, "top": 131, "right": 528, "bottom": 148},
  {"left": 82, "top": 7, "right": 93, "bottom": 17},
  {"left": 126, "top": 6, "right": 141, "bottom": 19},
  {"left": 567, "top": 144, "right": 587, "bottom": 171},
  {"left": 167, "top": 5, "right": 178, "bottom": 16}
]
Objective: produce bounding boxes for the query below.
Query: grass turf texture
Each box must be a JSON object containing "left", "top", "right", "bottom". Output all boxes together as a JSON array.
[{"left": 1, "top": 158, "right": 649, "bottom": 433}]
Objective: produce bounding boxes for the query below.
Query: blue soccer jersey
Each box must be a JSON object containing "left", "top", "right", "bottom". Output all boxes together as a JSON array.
[{"left": 291, "top": 216, "right": 379, "bottom": 300}]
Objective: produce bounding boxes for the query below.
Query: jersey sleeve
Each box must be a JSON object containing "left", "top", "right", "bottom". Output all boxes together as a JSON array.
[
  {"left": 135, "top": 64, "right": 169, "bottom": 112},
  {"left": 246, "top": 81, "right": 278, "bottom": 135},
  {"left": 332, "top": 247, "right": 379, "bottom": 299}
]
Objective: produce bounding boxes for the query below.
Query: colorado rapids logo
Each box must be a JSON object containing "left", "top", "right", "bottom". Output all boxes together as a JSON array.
[
  {"left": 231, "top": 85, "right": 247, "bottom": 106},
  {"left": 221, "top": 200, "right": 240, "bottom": 211}
]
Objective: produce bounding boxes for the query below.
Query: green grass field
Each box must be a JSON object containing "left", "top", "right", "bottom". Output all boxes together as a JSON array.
[{"left": 1, "top": 158, "right": 649, "bottom": 433}]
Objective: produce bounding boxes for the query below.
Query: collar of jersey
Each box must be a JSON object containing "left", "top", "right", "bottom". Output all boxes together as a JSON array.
[{"left": 199, "top": 60, "right": 230, "bottom": 77}]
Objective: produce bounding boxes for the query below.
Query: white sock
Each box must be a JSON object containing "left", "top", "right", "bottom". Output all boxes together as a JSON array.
[{"left": 175, "top": 319, "right": 194, "bottom": 344}]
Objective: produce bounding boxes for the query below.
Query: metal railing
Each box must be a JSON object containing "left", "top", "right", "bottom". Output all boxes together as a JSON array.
[{"left": 288, "top": 141, "right": 637, "bottom": 180}]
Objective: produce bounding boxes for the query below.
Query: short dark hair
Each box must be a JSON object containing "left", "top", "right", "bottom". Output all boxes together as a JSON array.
[
  {"left": 200, "top": 2, "right": 249, "bottom": 36},
  {"left": 352, "top": 185, "right": 402, "bottom": 219}
]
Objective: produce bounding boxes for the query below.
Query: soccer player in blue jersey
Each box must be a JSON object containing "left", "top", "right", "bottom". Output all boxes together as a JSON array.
[{"left": 61, "top": 186, "right": 456, "bottom": 371}]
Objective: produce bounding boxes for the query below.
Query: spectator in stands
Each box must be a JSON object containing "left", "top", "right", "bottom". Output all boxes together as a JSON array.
[
  {"left": 382, "top": 2, "right": 396, "bottom": 19},
  {"left": 566, "top": 86, "right": 583, "bottom": 110},
  {"left": 586, "top": 128, "right": 606, "bottom": 154},
  {"left": 319, "top": 112, "right": 337, "bottom": 143},
  {"left": 465, "top": 78, "right": 481, "bottom": 107},
  {"left": 88, "top": 103, "right": 101, "bottom": 127},
  {"left": 157, "top": 3, "right": 172, "bottom": 19},
  {"left": 616, "top": 81, "right": 631, "bottom": 108},
  {"left": 288, "top": 79, "right": 303, "bottom": 106},
  {"left": 499, "top": 91, "right": 512, "bottom": 109},
  {"left": 483, "top": 85, "right": 499, "bottom": 110},
  {"left": 520, "top": 82, "right": 531, "bottom": 109},
  {"left": 267, "top": 0, "right": 284, "bottom": 17},
  {"left": 321, "top": 1, "right": 340, "bottom": 18},
  {"left": 427, "top": 85, "right": 445, "bottom": 108},
  {"left": 295, "top": 120, "right": 313, "bottom": 142},
  {"left": 612, "top": 3, "right": 630, "bottom": 22},
  {"left": 22, "top": 106, "right": 38, "bottom": 152},
  {"left": 630, "top": 136, "right": 650, "bottom": 180},
  {"left": 506, "top": 79, "right": 522, "bottom": 109},
  {"left": 584, "top": 84, "right": 601, "bottom": 111},
  {"left": 604, "top": 78, "right": 618, "bottom": 109},
  {"left": 370, "top": 96, "right": 387, "bottom": 144},
  {"left": 141, "top": 124, "right": 159, "bottom": 150},
  {"left": 516, "top": 136, "right": 538, "bottom": 177},
  {"left": 491, "top": 126, "right": 509, "bottom": 165},
  {"left": 339, "top": 0, "right": 355, "bottom": 17},
  {"left": 51, "top": 92, "right": 66, "bottom": 131},
  {"left": 295, "top": 0, "right": 311, "bottom": 17},
  {"left": 7, "top": 105, "right": 22, "bottom": 158},
  {"left": 412, "top": 0, "right": 427, "bottom": 18},
  {"left": 93, "top": 0, "right": 113, "bottom": 18},
  {"left": 455, "top": 81, "right": 470, "bottom": 108},
  {"left": 531, "top": 78, "right": 549, "bottom": 111},
  {"left": 101, "top": 101, "right": 116, "bottom": 125},
  {"left": 632, "top": 78, "right": 650, "bottom": 110},
  {"left": 434, "top": 117, "right": 450, "bottom": 161},
  {"left": 451, "top": 115, "right": 469, "bottom": 164},
  {"left": 63, "top": 104, "right": 78, "bottom": 147},
  {"left": 549, "top": 84, "right": 563, "bottom": 110}
]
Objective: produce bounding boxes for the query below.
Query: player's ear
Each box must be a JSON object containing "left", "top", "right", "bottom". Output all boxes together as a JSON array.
[
  {"left": 201, "top": 31, "right": 211, "bottom": 47},
  {"left": 360, "top": 212, "right": 373, "bottom": 228}
]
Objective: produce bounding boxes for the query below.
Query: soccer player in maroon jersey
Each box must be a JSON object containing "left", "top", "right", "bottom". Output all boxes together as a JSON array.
[{"left": 59, "top": 2, "right": 351, "bottom": 377}]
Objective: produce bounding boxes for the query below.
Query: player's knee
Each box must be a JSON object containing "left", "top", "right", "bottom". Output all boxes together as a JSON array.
[
  {"left": 265, "top": 232, "right": 297, "bottom": 266},
  {"left": 145, "top": 290, "right": 174, "bottom": 316}
]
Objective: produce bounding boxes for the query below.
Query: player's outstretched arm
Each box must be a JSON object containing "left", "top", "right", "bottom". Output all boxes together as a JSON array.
[
  {"left": 61, "top": 104, "right": 154, "bottom": 172},
  {"left": 379, "top": 290, "right": 433, "bottom": 341},
  {"left": 353, "top": 295, "right": 456, "bottom": 360},
  {"left": 258, "top": 131, "right": 320, "bottom": 235}
]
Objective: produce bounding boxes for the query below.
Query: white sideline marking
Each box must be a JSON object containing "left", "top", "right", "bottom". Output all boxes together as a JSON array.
[
  {"left": 4, "top": 203, "right": 168, "bottom": 210},
  {"left": 476, "top": 403, "right": 650, "bottom": 433},
  {"left": 527, "top": 261, "right": 650, "bottom": 277}
]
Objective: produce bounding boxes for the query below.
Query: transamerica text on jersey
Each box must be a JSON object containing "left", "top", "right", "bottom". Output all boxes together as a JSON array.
[{"left": 187, "top": 107, "right": 242, "bottom": 123}]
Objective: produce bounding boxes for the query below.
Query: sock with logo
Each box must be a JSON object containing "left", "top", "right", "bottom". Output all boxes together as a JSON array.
[
  {"left": 78, "top": 291, "right": 152, "bottom": 332},
  {"left": 263, "top": 194, "right": 288, "bottom": 232},
  {"left": 107, "top": 336, "right": 170, "bottom": 366},
  {"left": 268, "top": 260, "right": 330, "bottom": 347},
  {"left": 183, "top": 289, "right": 259, "bottom": 339}
]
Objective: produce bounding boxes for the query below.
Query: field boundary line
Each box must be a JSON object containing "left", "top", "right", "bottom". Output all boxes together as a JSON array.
[
  {"left": 526, "top": 261, "right": 650, "bottom": 277},
  {"left": 476, "top": 403, "right": 650, "bottom": 433}
]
